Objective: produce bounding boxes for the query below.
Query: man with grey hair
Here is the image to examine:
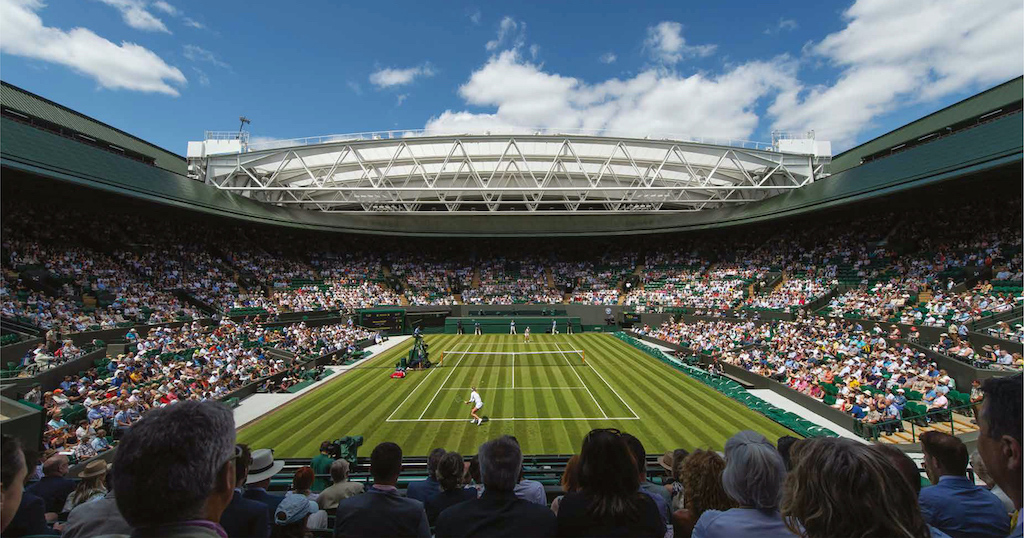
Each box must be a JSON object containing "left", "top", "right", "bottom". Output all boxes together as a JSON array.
[
  {"left": 435, "top": 436, "right": 556, "bottom": 537},
  {"left": 689, "top": 430, "right": 790, "bottom": 537},
  {"left": 113, "top": 400, "right": 237, "bottom": 538},
  {"left": 317, "top": 459, "right": 364, "bottom": 511}
]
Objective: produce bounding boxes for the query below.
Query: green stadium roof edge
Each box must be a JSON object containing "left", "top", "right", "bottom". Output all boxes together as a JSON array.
[
  {"left": 831, "top": 76, "right": 1023, "bottom": 173},
  {"left": 0, "top": 81, "right": 186, "bottom": 175},
  {"left": 0, "top": 78, "right": 1020, "bottom": 236}
]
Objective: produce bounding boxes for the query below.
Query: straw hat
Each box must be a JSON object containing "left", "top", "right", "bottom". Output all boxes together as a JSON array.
[{"left": 78, "top": 459, "right": 108, "bottom": 479}]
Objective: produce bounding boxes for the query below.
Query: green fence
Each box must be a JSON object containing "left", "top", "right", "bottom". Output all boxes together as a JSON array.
[
  {"left": 611, "top": 332, "right": 837, "bottom": 439},
  {"left": 444, "top": 317, "right": 580, "bottom": 334}
]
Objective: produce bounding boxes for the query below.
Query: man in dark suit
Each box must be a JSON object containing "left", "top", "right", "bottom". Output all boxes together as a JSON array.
[
  {"left": 334, "top": 442, "right": 429, "bottom": 538},
  {"left": 221, "top": 444, "right": 269, "bottom": 538},
  {"left": 435, "top": 436, "right": 556, "bottom": 537},
  {"left": 406, "top": 448, "right": 445, "bottom": 503},
  {"left": 25, "top": 455, "right": 75, "bottom": 521},
  {"left": 243, "top": 448, "right": 286, "bottom": 527},
  {"left": 5, "top": 491, "right": 58, "bottom": 537}
]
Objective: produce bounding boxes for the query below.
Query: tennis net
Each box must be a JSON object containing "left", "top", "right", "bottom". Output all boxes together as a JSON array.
[{"left": 438, "top": 349, "right": 585, "bottom": 368}]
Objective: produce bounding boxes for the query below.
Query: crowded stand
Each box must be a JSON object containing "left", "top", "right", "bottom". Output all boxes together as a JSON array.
[
  {"left": 553, "top": 261, "right": 627, "bottom": 305},
  {"left": 390, "top": 260, "right": 471, "bottom": 306},
  {"left": 461, "top": 257, "right": 562, "bottom": 304},
  {"left": 275, "top": 322, "right": 374, "bottom": 358},
  {"left": 31, "top": 320, "right": 294, "bottom": 461},
  {"left": 745, "top": 276, "right": 837, "bottom": 311}
]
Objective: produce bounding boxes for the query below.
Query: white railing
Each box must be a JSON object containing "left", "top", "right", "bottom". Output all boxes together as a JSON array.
[{"left": 241, "top": 128, "right": 775, "bottom": 153}]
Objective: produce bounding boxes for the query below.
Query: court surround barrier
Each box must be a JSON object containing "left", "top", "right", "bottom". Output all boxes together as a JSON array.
[
  {"left": 444, "top": 316, "right": 581, "bottom": 335},
  {"left": 611, "top": 332, "right": 837, "bottom": 438}
]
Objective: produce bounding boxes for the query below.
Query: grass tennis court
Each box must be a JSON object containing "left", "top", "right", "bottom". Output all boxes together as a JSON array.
[{"left": 238, "top": 334, "right": 796, "bottom": 457}]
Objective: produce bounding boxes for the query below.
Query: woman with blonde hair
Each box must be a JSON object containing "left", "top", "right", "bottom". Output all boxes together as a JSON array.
[
  {"left": 781, "top": 437, "right": 931, "bottom": 538},
  {"left": 671, "top": 449, "right": 736, "bottom": 538},
  {"left": 63, "top": 459, "right": 107, "bottom": 513}
]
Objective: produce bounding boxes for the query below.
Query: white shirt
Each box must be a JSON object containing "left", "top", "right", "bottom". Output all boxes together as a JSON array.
[{"left": 469, "top": 390, "right": 483, "bottom": 408}]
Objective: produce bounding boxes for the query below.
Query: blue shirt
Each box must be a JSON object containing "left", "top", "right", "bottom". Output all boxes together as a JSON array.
[
  {"left": 918, "top": 476, "right": 1010, "bottom": 538},
  {"left": 693, "top": 508, "right": 793, "bottom": 538}
]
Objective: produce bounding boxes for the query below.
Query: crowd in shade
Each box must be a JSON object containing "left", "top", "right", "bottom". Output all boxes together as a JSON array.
[
  {"left": 2, "top": 186, "right": 1021, "bottom": 335},
  {"left": 2, "top": 374, "right": 1019, "bottom": 537},
  {"left": 270, "top": 281, "right": 402, "bottom": 312},
  {"left": 274, "top": 322, "right": 374, "bottom": 359},
  {"left": 391, "top": 261, "right": 472, "bottom": 306},
  {"left": 552, "top": 258, "right": 634, "bottom": 305},
  {"left": 461, "top": 257, "right": 564, "bottom": 305},
  {"left": 625, "top": 268, "right": 756, "bottom": 311}
]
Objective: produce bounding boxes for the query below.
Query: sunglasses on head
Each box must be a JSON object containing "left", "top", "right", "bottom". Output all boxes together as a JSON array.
[{"left": 584, "top": 428, "right": 622, "bottom": 443}]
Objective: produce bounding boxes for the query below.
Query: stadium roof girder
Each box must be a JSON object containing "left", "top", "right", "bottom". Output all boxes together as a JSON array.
[{"left": 196, "top": 135, "right": 821, "bottom": 212}]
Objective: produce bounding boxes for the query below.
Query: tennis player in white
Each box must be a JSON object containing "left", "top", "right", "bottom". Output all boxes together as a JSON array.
[
  {"left": 465, "top": 386, "right": 484, "bottom": 425},
  {"left": 524, "top": 326, "right": 531, "bottom": 343}
]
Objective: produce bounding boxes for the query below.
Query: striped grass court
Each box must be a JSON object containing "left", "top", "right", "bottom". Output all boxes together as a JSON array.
[{"left": 238, "top": 334, "right": 795, "bottom": 457}]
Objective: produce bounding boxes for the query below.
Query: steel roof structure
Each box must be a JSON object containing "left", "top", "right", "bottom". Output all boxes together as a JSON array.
[{"left": 189, "top": 131, "right": 831, "bottom": 213}]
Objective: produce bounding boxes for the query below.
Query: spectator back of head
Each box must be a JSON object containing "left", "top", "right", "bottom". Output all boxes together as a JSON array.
[
  {"left": 427, "top": 447, "right": 446, "bottom": 476},
  {"left": 370, "top": 442, "right": 402, "bottom": 484},
  {"left": 113, "top": 400, "right": 235, "bottom": 528},
  {"left": 920, "top": 431, "right": 969, "bottom": 477},
  {"left": 478, "top": 436, "right": 521, "bottom": 493},
  {"left": 722, "top": 430, "right": 786, "bottom": 510},
  {"left": 330, "top": 459, "right": 350, "bottom": 483}
]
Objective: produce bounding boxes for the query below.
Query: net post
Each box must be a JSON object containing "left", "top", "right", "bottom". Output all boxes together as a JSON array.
[
  {"left": 439, "top": 351, "right": 444, "bottom": 366},
  {"left": 582, "top": 350, "right": 585, "bottom": 365}
]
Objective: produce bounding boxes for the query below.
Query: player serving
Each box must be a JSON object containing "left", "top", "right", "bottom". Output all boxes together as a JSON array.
[{"left": 464, "top": 386, "right": 484, "bottom": 425}]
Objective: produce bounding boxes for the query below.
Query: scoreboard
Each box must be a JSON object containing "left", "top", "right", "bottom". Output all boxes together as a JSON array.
[
  {"left": 622, "top": 312, "right": 642, "bottom": 327},
  {"left": 358, "top": 309, "right": 406, "bottom": 332}
]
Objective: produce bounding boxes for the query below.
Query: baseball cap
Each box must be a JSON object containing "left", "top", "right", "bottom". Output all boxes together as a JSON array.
[{"left": 274, "top": 494, "right": 317, "bottom": 526}]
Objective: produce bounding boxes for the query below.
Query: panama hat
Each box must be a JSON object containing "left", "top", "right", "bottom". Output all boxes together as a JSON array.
[
  {"left": 246, "top": 448, "right": 285, "bottom": 484},
  {"left": 77, "top": 459, "right": 108, "bottom": 479}
]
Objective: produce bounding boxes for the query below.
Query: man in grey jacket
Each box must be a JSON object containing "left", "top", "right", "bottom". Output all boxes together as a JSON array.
[{"left": 62, "top": 489, "right": 132, "bottom": 538}]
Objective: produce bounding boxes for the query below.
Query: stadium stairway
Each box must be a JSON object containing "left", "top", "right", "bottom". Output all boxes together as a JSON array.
[
  {"left": 471, "top": 268, "right": 480, "bottom": 289},
  {"left": 876, "top": 411, "right": 978, "bottom": 444}
]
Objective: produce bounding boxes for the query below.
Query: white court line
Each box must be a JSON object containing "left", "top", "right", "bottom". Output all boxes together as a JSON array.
[
  {"left": 386, "top": 416, "right": 642, "bottom": 422},
  {"left": 554, "top": 340, "right": 607, "bottom": 419},
  {"left": 419, "top": 346, "right": 471, "bottom": 420},
  {"left": 386, "top": 340, "right": 462, "bottom": 422},
  {"left": 511, "top": 352, "right": 515, "bottom": 389},
  {"left": 578, "top": 335, "right": 641, "bottom": 420}
]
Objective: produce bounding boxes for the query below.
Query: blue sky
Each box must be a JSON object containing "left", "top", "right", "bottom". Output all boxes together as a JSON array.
[{"left": 1, "top": 0, "right": 1021, "bottom": 155}]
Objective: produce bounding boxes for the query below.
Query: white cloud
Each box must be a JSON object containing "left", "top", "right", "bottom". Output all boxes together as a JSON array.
[
  {"left": 192, "top": 66, "right": 209, "bottom": 86},
  {"left": 96, "top": 0, "right": 169, "bottom": 33},
  {"left": 644, "top": 21, "right": 715, "bottom": 64},
  {"left": 0, "top": 0, "right": 186, "bottom": 95},
  {"left": 468, "top": 8, "right": 481, "bottom": 25},
  {"left": 486, "top": 16, "right": 526, "bottom": 51},
  {"left": 369, "top": 63, "right": 435, "bottom": 88},
  {"left": 347, "top": 81, "right": 363, "bottom": 95},
  {"left": 424, "top": 2, "right": 1021, "bottom": 149},
  {"left": 182, "top": 17, "right": 204, "bottom": 30},
  {"left": 599, "top": 52, "right": 617, "bottom": 64},
  {"left": 770, "top": 0, "right": 1024, "bottom": 146},
  {"left": 151, "top": 0, "right": 175, "bottom": 15},
  {"left": 765, "top": 18, "right": 798, "bottom": 35},
  {"left": 396, "top": 94, "right": 407, "bottom": 106},
  {"left": 183, "top": 44, "right": 229, "bottom": 69},
  {"left": 424, "top": 49, "right": 796, "bottom": 140}
]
